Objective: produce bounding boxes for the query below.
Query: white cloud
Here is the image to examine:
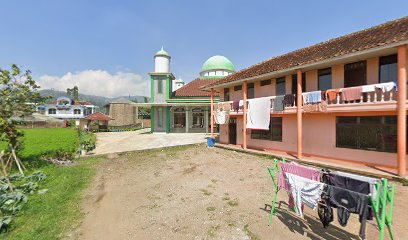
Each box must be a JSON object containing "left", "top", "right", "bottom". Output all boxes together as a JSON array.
[{"left": 38, "top": 70, "right": 149, "bottom": 97}]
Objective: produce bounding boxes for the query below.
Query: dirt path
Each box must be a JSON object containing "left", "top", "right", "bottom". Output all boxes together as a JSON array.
[{"left": 72, "top": 145, "right": 408, "bottom": 240}]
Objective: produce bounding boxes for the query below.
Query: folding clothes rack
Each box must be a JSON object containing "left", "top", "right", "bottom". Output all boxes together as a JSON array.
[{"left": 267, "top": 158, "right": 395, "bottom": 240}]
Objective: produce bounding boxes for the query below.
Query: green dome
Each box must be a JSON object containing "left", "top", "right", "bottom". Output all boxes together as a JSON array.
[
  {"left": 201, "top": 55, "right": 235, "bottom": 72},
  {"left": 155, "top": 46, "right": 170, "bottom": 57}
]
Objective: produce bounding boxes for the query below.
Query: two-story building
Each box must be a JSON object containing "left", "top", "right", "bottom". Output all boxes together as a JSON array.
[{"left": 203, "top": 17, "right": 408, "bottom": 176}]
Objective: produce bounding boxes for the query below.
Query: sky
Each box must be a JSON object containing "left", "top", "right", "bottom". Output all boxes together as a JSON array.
[{"left": 0, "top": 1, "right": 407, "bottom": 97}]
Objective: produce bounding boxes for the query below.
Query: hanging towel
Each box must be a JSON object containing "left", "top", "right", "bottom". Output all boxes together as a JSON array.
[
  {"left": 308, "top": 91, "right": 322, "bottom": 104},
  {"left": 335, "top": 171, "right": 378, "bottom": 199},
  {"left": 361, "top": 84, "right": 376, "bottom": 93},
  {"left": 278, "top": 162, "right": 321, "bottom": 191},
  {"left": 232, "top": 101, "right": 240, "bottom": 113},
  {"left": 283, "top": 94, "right": 295, "bottom": 107},
  {"left": 342, "top": 86, "right": 363, "bottom": 101},
  {"left": 239, "top": 100, "right": 244, "bottom": 108},
  {"left": 214, "top": 110, "right": 229, "bottom": 125},
  {"left": 246, "top": 98, "right": 271, "bottom": 130},
  {"left": 285, "top": 173, "right": 325, "bottom": 217},
  {"left": 375, "top": 82, "right": 397, "bottom": 92},
  {"left": 273, "top": 95, "right": 285, "bottom": 112},
  {"left": 326, "top": 89, "right": 340, "bottom": 102}
]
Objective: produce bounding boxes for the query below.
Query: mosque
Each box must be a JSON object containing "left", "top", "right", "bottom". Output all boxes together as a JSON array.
[{"left": 147, "top": 47, "right": 235, "bottom": 133}]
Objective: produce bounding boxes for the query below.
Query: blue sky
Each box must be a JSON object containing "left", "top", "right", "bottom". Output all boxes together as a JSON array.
[{"left": 0, "top": 0, "right": 407, "bottom": 97}]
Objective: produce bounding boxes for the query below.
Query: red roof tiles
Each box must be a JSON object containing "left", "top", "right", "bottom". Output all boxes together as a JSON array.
[
  {"left": 84, "top": 112, "right": 113, "bottom": 121},
  {"left": 173, "top": 78, "right": 220, "bottom": 97},
  {"left": 205, "top": 16, "right": 408, "bottom": 88}
]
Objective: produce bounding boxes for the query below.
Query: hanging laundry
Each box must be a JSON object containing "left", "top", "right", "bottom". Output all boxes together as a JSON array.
[
  {"left": 246, "top": 98, "right": 271, "bottom": 130},
  {"left": 335, "top": 171, "right": 378, "bottom": 198},
  {"left": 232, "top": 100, "right": 240, "bottom": 113},
  {"left": 361, "top": 84, "right": 376, "bottom": 93},
  {"left": 342, "top": 86, "right": 363, "bottom": 102},
  {"left": 303, "top": 100, "right": 328, "bottom": 113},
  {"left": 239, "top": 100, "right": 244, "bottom": 109},
  {"left": 214, "top": 110, "right": 229, "bottom": 124},
  {"left": 321, "top": 90, "right": 327, "bottom": 101},
  {"left": 375, "top": 82, "right": 397, "bottom": 92},
  {"left": 278, "top": 162, "right": 321, "bottom": 190},
  {"left": 307, "top": 91, "right": 322, "bottom": 104},
  {"left": 323, "top": 185, "right": 370, "bottom": 240},
  {"left": 283, "top": 94, "right": 295, "bottom": 107},
  {"left": 285, "top": 173, "right": 325, "bottom": 217},
  {"left": 272, "top": 95, "right": 285, "bottom": 112},
  {"left": 326, "top": 89, "right": 340, "bottom": 102}
]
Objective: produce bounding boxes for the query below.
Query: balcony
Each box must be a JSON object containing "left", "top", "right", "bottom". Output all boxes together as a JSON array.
[{"left": 215, "top": 82, "right": 405, "bottom": 114}]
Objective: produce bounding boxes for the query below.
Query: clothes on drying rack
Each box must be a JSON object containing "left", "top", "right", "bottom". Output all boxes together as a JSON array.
[
  {"left": 285, "top": 173, "right": 325, "bottom": 217},
  {"left": 232, "top": 100, "right": 240, "bottom": 113},
  {"left": 246, "top": 98, "right": 271, "bottom": 130},
  {"left": 283, "top": 94, "right": 295, "bottom": 107},
  {"left": 326, "top": 89, "right": 340, "bottom": 102},
  {"left": 320, "top": 185, "right": 370, "bottom": 240},
  {"left": 272, "top": 96, "right": 285, "bottom": 112},
  {"left": 278, "top": 162, "right": 321, "bottom": 191},
  {"left": 342, "top": 86, "right": 363, "bottom": 102},
  {"left": 335, "top": 171, "right": 378, "bottom": 198}
]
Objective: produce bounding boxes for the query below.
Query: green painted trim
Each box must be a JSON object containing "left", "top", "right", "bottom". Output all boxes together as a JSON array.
[
  {"left": 166, "top": 75, "right": 170, "bottom": 100},
  {"left": 150, "top": 76, "right": 154, "bottom": 103},
  {"left": 150, "top": 106, "right": 155, "bottom": 132},
  {"left": 166, "top": 107, "right": 170, "bottom": 133}
]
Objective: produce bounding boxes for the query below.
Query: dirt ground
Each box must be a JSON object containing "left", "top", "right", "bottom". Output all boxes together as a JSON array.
[{"left": 71, "top": 144, "right": 408, "bottom": 240}]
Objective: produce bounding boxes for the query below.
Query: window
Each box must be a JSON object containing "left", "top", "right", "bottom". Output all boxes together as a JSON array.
[
  {"left": 157, "top": 80, "right": 163, "bottom": 94},
  {"left": 336, "top": 116, "right": 407, "bottom": 153},
  {"left": 260, "top": 79, "right": 271, "bottom": 86},
  {"left": 379, "top": 54, "right": 397, "bottom": 84},
  {"left": 344, "top": 61, "right": 367, "bottom": 87},
  {"left": 251, "top": 117, "right": 282, "bottom": 141},
  {"left": 276, "top": 77, "right": 286, "bottom": 96},
  {"left": 318, "top": 68, "right": 332, "bottom": 91},
  {"left": 291, "top": 73, "right": 306, "bottom": 94},
  {"left": 247, "top": 83, "right": 255, "bottom": 99},
  {"left": 74, "top": 109, "right": 81, "bottom": 115},
  {"left": 234, "top": 85, "right": 242, "bottom": 91},
  {"left": 48, "top": 108, "right": 56, "bottom": 114},
  {"left": 224, "top": 88, "right": 230, "bottom": 101}
]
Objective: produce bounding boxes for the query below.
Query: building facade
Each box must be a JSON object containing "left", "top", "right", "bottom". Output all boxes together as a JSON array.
[
  {"left": 147, "top": 47, "right": 235, "bottom": 133},
  {"left": 204, "top": 17, "right": 408, "bottom": 176},
  {"left": 37, "top": 97, "right": 98, "bottom": 121}
]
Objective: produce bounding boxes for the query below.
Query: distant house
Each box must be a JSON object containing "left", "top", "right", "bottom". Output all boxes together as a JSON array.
[{"left": 36, "top": 97, "right": 98, "bottom": 124}]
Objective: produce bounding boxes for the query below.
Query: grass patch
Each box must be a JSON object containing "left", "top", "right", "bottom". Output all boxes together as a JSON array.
[
  {"left": 200, "top": 189, "right": 212, "bottom": 196},
  {"left": 243, "top": 224, "right": 260, "bottom": 240},
  {"left": 227, "top": 199, "right": 239, "bottom": 207},
  {"left": 2, "top": 156, "right": 104, "bottom": 240},
  {"left": 1, "top": 128, "right": 78, "bottom": 167},
  {"left": 207, "top": 225, "right": 220, "bottom": 237},
  {"left": 206, "top": 206, "right": 216, "bottom": 212}
]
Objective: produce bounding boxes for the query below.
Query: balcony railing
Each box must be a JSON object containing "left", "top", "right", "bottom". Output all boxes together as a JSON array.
[{"left": 215, "top": 82, "right": 400, "bottom": 113}]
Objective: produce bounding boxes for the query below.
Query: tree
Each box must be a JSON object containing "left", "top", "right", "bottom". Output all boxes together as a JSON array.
[
  {"left": 66, "top": 86, "right": 79, "bottom": 100},
  {"left": 0, "top": 64, "right": 48, "bottom": 174}
]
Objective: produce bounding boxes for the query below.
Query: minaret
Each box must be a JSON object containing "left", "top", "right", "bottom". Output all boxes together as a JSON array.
[{"left": 154, "top": 46, "right": 171, "bottom": 73}]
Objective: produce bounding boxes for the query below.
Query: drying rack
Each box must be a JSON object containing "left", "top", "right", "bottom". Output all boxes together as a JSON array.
[{"left": 267, "top": 158, "right": 395, "bottom": 240}]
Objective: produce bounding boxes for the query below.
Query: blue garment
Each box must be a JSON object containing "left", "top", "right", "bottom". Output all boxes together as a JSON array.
[{"left": 307, "top": 91, "right": 322, "bottom": 104}]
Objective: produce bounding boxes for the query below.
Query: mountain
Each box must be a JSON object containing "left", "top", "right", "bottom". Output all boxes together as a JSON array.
[{"left": 39, "top": 89, "right": 150, "bottom": 112}]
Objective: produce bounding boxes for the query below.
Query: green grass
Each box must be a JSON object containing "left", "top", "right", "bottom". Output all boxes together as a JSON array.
[
  {"left": 1, "top": 128, "right": 78, "bottom": 166},
  {"left": 2, "top": 156, "right": 104, "bottom": 240}
]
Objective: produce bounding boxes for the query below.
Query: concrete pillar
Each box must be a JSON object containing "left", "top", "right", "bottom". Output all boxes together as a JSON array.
[
  {"left": 243, "top": 81, "right": 248, "bottom": 149},
  {"left": 205, "top": 107, "right": 209, "bottom": 134},
  {"left": 297, "top": 69, "right": 303, "bottom": 159},
  {"left": 210, "top": 89, "right": 215, "bottom": 138},
  {"left": 397, "top": 45, "right": 407, "bottom": 176},
  {"left": 185, "top": 106, "right": 189, "bottom": 133}
]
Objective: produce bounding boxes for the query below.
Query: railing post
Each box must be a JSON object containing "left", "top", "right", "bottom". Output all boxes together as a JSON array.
[
  {"left": 210, "top": 88, "right": 215, "bottom": 138},
  {"left": 297, "top": 69, "right": 303, "bottom": 159},
  {"left": 243, "top": 82, "right": 248, "bottom": 149},
  {"left": 397, "top": 45, "right": 407, "bottom": 176}
]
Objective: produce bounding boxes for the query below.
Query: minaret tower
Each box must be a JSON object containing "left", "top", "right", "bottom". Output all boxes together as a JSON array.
[
  {"left": 154, "top": 46, "right": 171, "bottom": 72},
  {"left": 148, "top": 46, "right": 175, "bottom": 133}
]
